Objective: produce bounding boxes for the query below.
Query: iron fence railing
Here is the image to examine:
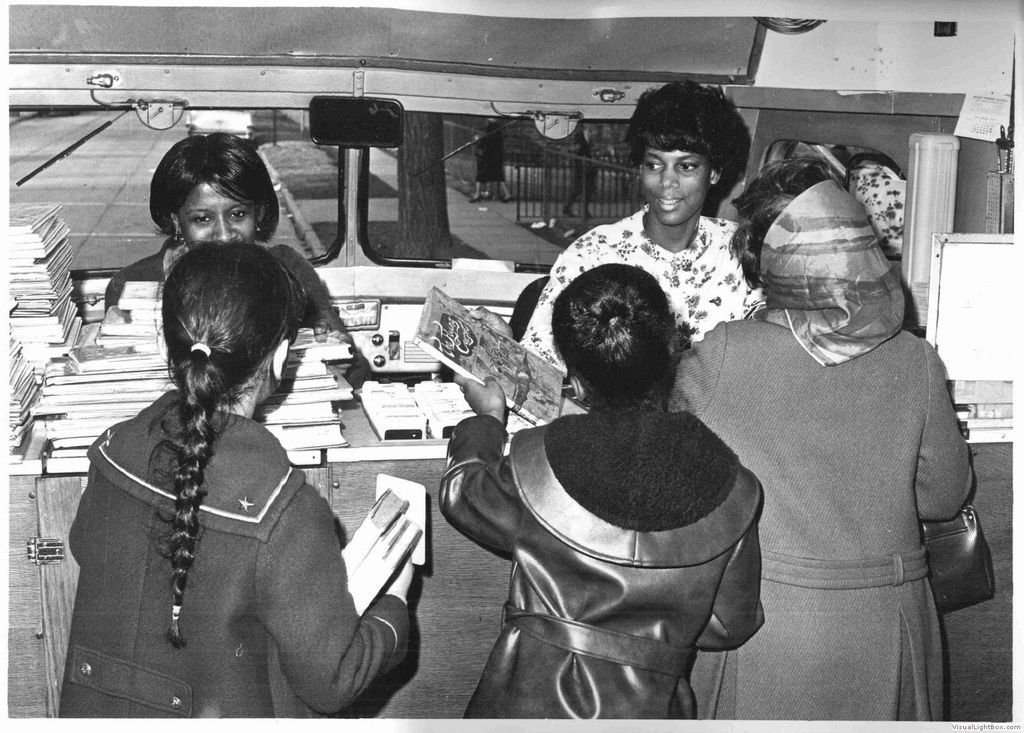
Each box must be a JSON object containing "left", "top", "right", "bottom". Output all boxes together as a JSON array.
[
  {"left": 443, "top": 120, "right": 639, "bottom": 226},
  {"left": 508, "top": 150, "right": 640, "bottom": 225}
]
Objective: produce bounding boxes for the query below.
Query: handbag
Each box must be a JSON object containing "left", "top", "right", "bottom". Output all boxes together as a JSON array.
[{"left": 920, "top": 504, "right": 995, "bottom": 613}]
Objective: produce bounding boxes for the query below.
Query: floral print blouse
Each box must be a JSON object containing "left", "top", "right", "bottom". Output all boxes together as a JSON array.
[{"left": 521, "top": 209, "right": 764, "bottom": 369}]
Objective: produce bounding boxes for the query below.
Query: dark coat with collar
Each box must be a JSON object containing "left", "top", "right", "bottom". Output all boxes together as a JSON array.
[
  {"left": 673, "top": 319, "right": 971, "bottom": 720},
  {"left": 439, "top": 410, "right": 763, "bottom": 719},
  {"left": 59, "top": 392, "right": 408, "bottom": 718}
]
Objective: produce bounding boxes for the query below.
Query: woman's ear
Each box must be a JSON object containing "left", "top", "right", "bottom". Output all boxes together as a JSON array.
[
  {"left": 710, "top": 169, "right": 722, "bottom": 186},
  {"left": 271, "top": 339, "right": 290, "bottom": 382},
  {"left": 157, "top": 326, "right": 168, "bottom": 364},
  {"left": 569, "top": 374, "right": 588, "bottom": 404}
]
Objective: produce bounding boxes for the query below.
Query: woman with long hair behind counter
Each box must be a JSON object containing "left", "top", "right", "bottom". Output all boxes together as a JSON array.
[{"left": 103, "top": 133, "right": 358, "bottom": 369}]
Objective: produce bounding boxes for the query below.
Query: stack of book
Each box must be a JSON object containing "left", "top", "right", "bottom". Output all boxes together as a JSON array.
[
  {"left": 35, "top": 280, "right": 357, "bottom": 470},
  {"left": 258, "top": 330, "right": 354, "bottom": 451},
  {"left": 9, "top": 328, "right": 42, "bottom": 464},
  {"left": 953, "top": 379, "right": 1013, "bottom": 442},
  {"left": 8, "top": 203, "right": 82, "bottom": 369},
  {"left": 95, "top": 283, "right": 163, "bottom": 349},
  {"left": 34, "top": 321, "right": 172, "bottom": 472}
]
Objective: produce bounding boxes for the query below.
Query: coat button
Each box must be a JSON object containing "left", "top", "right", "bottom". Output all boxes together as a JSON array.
[
  {"left": 170, "top": 696, "right": 182, "bottom": 710},
  {"left": 79, "top": 663, "right": 92, "bottom": 676}
]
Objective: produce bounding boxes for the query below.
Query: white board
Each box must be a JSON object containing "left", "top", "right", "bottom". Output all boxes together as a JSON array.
[{"left": 926, "top": 233, "right": 1015, "bottom": 381}]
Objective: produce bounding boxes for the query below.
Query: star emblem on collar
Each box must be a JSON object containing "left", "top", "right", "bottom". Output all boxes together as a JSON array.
[{"left": 238, "top": 496, "right": 254, "bottom": 512}]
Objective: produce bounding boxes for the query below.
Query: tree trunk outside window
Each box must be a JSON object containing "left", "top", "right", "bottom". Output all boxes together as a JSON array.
[{"left": 398, "top": 111, "right": 452, "bottom": 259}]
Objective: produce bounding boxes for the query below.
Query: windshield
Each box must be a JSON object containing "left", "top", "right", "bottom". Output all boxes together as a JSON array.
[
  {"left": 352, "top": 113, "right": 638, "bottom": 269},
  {"left": 9, "top": 108, "right": 639, "bottom": 274}
]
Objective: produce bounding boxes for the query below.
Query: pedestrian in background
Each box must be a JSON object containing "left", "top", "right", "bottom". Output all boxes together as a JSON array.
[
  {"left": 469, "top": 119, "right": 513, "bottom": 203},
  {"left": 562, "top": 125, "right": 598, "bottom": 218}
]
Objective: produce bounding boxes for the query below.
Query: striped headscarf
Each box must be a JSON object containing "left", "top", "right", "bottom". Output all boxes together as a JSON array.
[{"left": 751, "top": 179, "right": 904, "bottom": 366}]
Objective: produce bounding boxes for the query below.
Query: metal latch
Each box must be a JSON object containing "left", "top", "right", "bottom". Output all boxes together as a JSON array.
[{"left": 27, "top": 538, "right": 65, "bottom": 566}]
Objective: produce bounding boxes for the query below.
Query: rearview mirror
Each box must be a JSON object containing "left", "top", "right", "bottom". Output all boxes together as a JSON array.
[{"left": 309, "top": 96, "right": 404, "bottom": 147}]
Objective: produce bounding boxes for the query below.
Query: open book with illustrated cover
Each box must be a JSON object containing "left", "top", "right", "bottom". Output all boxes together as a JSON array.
[{"left": 413, "top": 287, "right": 576, "bottom": 425}]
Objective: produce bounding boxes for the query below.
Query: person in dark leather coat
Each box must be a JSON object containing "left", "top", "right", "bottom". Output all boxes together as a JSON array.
[{"left": 440, "top": 263, "right": 764, "bottom": 719}]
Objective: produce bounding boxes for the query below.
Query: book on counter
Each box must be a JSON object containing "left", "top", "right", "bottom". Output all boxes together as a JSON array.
[
  {"left": 413, "top": 287, "right": 580, "bottom": 425},
  {"left": 67, "top": 342, "right": 166, "bottom": 373},
  {"left": 9, "top": 202, "right": 61, "bottom": 236},
  {"left": 9, "top": 202, "right": 83, "bottom": 370},
  {"left": 34, "top": 317, "right": 356, "bottom": 465},
  {"left": 9, "top": 337, "right": 41, "bottom": 458},
  {"left": 117, "top": 281, "right": 163, "bottom": 313},
  {"left": 288, "top": 330, "right": 354, "bottom": 363},
  {"left": 96, "top": 306, "right": 161, "bottom": 343},
  {"left": 265, "top": 422, "right": 349, "bottom": 451}
]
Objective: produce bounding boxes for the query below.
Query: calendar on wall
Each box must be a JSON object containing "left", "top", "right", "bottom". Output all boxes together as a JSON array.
[{"left": 953, "top": 92, "right": 1011, "bottom": 142}]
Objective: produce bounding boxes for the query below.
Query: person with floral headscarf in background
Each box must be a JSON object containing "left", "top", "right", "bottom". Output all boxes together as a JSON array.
[{"left": 673, "top": 158, "right": 971, "bottom": 720}]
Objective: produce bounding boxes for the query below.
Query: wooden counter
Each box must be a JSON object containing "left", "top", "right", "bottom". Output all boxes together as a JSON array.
[{"left": 7, "top": 416, "right": 1013, "bottom": 720}]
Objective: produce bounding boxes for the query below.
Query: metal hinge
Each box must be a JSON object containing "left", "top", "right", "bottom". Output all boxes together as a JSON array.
[{"left": 27, "top": 538, "right": 64, "bottom": 566}]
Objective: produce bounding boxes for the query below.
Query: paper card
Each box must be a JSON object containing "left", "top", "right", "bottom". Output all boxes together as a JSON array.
[
  {"left": 953, "top": 92, "right": 1011, "bottom": 142},
  {"left": 376, "top": 474, "right": 427, "bottom": 565}
]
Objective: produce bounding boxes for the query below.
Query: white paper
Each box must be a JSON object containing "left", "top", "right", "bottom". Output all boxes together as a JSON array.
[{"left": 953, "top": 92, "right": 1011, "bottom": 142}]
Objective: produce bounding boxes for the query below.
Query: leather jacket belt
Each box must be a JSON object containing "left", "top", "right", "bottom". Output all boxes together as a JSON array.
[
  {"left": 503, "top": 603, "right": 692, "bottom": 677},
  {"left": 761, "top": 547, "right": 928, "bottom": 589}
]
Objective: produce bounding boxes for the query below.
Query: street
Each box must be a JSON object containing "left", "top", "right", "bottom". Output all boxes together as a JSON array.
[{"left": 10, "top": 111, "right": 183, "bottom": 271}]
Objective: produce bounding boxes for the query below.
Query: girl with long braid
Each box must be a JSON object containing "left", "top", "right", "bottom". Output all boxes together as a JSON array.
[{"left": 60, "top": 242, "right": 413, "bottom": 717}]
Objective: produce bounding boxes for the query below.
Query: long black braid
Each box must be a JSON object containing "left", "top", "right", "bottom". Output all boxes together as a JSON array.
[{"left": 159, "top": 242, "right": 302, "bottom": 647}]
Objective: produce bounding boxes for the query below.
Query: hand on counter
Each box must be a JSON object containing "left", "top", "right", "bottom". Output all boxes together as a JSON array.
[
  {"left": 313, "top": 319, "right": 372, "bottom": 389},
  {"left": 313, "top": 319, "right": 354, "bottom": 347}
]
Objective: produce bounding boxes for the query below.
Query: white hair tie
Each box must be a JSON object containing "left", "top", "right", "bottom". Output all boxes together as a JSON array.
[{"left": 190, "top": 342, "right": 211, "bottom": 357}]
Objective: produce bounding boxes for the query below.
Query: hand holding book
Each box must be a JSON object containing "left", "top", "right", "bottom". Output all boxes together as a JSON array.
[
  {"left": 413, "top": 287, "right": 576, "bottom": 425},
  {"left": 465, "top": 306, "right": 513, "bottom": 340},
  {"left": 342, "top": 478, "right": 427, "bottom": 614},
  {"left": 384, "top": 557, "right": 415, "bottom": 603},
  {"left": 455, "top": 373, "right": 508, "bottom": 426},
  {"left": 342, "top": 489, "right": 421, "bottom": 614}
]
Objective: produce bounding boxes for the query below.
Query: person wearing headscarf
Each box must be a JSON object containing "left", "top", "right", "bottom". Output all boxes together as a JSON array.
[{"left": 673, "top": 158, "right": 971, "bottom": 720}]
